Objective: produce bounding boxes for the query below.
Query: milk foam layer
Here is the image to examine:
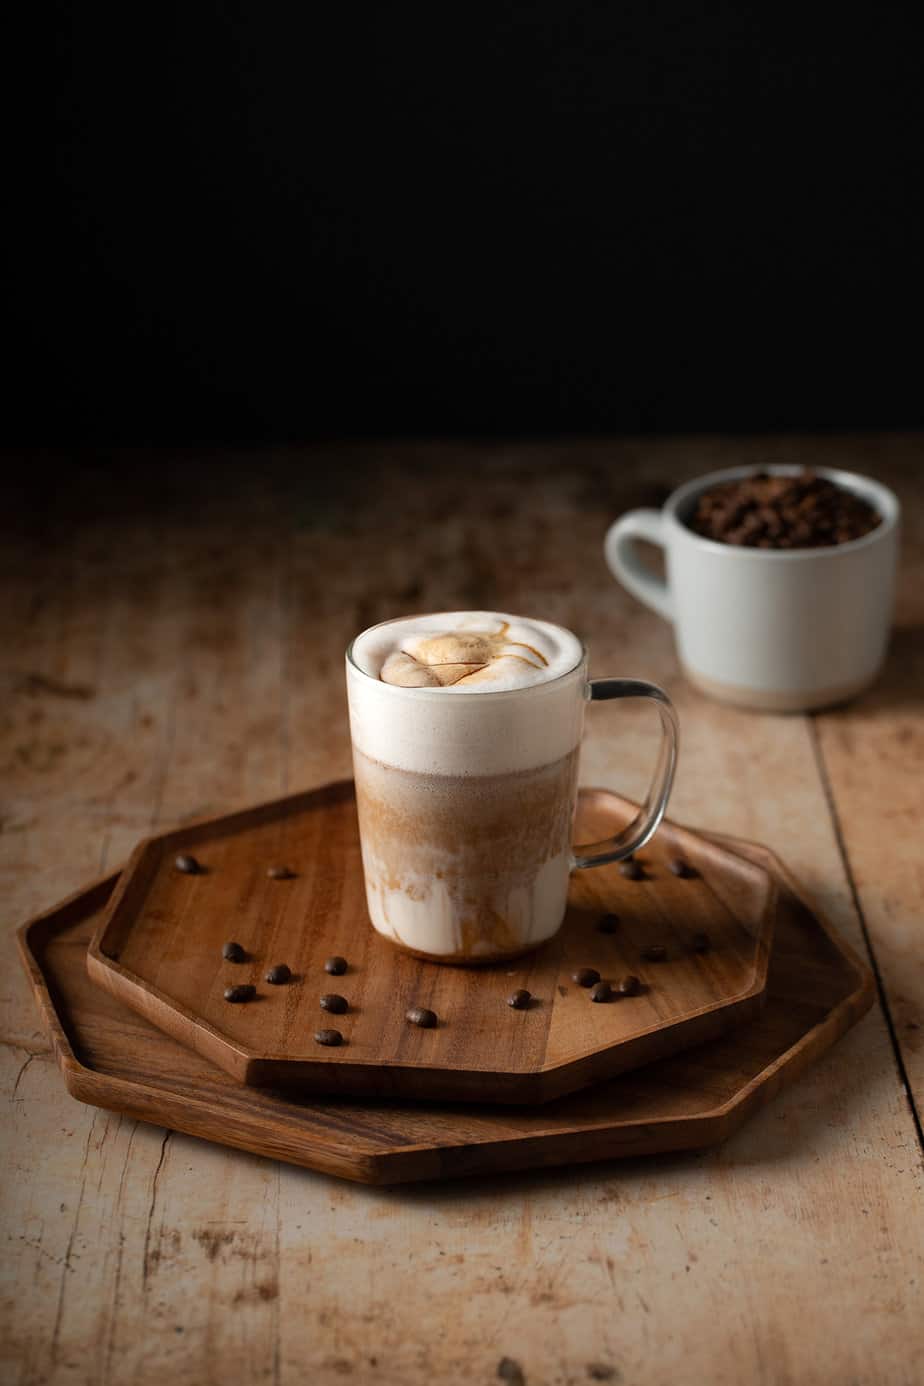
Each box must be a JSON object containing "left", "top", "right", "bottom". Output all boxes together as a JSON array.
[{"left": 347, "top": 613, "right": 586, "bottom": 777}]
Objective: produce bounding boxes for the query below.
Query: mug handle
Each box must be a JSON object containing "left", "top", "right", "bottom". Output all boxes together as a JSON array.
[
  {"left": 603, "top": 509, "right": 674, "bottom": 621},
  {"left": 573, "top": 679, "right": 679, "bottom": 869}
]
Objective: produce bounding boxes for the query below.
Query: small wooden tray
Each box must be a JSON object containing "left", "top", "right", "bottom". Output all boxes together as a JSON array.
[
  {"left": 19, "top": 817, "right": 873, "bottom": 1185},
  {"left": 86, "top": 787, "right": 776, "bottom": 1103}
]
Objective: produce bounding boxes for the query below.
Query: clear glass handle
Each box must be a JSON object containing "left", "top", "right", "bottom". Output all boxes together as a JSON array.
[{"left": 573, "top": 678, "right": 679, "bottom": 869}]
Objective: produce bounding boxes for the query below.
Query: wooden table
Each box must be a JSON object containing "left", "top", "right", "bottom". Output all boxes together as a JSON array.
[{"left": 3, "top": 437, "right": 922, "bottom": 1385}]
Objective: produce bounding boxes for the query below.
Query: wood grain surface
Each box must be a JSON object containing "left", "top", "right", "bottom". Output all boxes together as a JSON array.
[
  {"left": 20, "top": 814, "right": 871, "bottom": 1183},
  {"left": 3, "top": 436, "right": 923, "bottom": 1386},
  {"left": 87, "top": 785, "right": 775, "bottom": 1102}
]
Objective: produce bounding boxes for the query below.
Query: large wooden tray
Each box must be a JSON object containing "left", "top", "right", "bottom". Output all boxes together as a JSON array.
[
  {"left": 19, "top": 805, "right": 874, "bottom": 1184},
  {"left": 86, "top": 786, "right": 776, "bottom": 1103}
]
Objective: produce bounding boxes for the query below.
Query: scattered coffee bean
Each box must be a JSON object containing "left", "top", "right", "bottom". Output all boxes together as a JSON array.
[
  {"left": 597, "top": 913, "right": 620, "bottom": 933},
  {"left": 314, "top": 1028, "right": 343, "bottom": 1047},
  {"left": 406, "top": 1006, "right": 438, "bottom": 1029},
  {"left": 320, "top": 993, "right": 348, "bottom": 1014},
  {"left": 572, "top": 967, "right": 601, "bottom": 988},
  {"left": 617, "top": 974, "right": 641, "bottom": 996},
  {"left": 507, "top": 989, "right": 531, "bottom": 1010},
  {"left": 222, "top": 941, "right": 246, "bottom": 963},
  {"left": 324, "top": 956, "right": 348, "bottom": 975},
  {"left": 668, "top": 857, "right": 694, "bottom": 877},
  {"left": 590, "top": 980, "right": 613, "bottom": 1003},
  {"left": 174, "top": 853, "right": 201, "bottom": 874},
  {"left": 267, "top": 865, "right": 296, "bottom": 880},
  {"left": 224, "top": 984, "right": 255, "bottom": 1003},
  {"left": 265, "top": 963, "right": 292, "bottom": 985},
  {"left": 692, "top": 932, "right": 711, "bottom": 953},
  {"left": 641, "top": 944, "right": 667, "bottom": 962},
  {"left": 619, "top": 859, "right": 644, "bottom": 880}
]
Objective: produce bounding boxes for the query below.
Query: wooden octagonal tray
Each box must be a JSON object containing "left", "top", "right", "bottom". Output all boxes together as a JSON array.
[
  {"left": 86, "top": 786, "right": 776, "bottom": 1103},
  {"left": 19, "top": 813, "right": 873, "bottom": 1185}
]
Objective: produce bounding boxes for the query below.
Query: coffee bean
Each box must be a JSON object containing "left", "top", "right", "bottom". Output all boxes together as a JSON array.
[
  {"left": 267, "top": 865, "right": 296, "bottom": 880},
  {"left": 222, "top": 941, "right": 246, "bottom": 963},
  {"left": 320, "top": 993, "right": 348, "bottom": 1014},
  {"left": 324, "top": 956, "right": 348, "bottom": 975},
  {"left": 507, "top": 989, "right": 531, "bottom": 1010},
  {"left": 689, "top": 469, "right": 881, "bottom": 549},
  {"left": 642, "top": 944, "right": 667, "bottom": 962},
  {"left": 668, "top": 857, "right": 694, "bottom": 877},
  {"left": 597, "top": 913, "right": 620, "bottom": 933},
  {"left": 617, "top": 974, "right": 640, "bottom": 996},
  {"left": 619, "top": 860, "right": 644, "bottom": 880},
  {"left": 224, "top": 984, "right": 255, "bottom": 1003},
  {"left": 590, "top": 980, "right": 613, "bottom": 1003},
  {"left": 692, "top": 932, "right": 711, "bottom": 953},
  {"left": 314, "top": 1028, "right": 343, "bottom": 1046},
  {"left": 265, "top": 963, "right": 291, "bottom": 985},
  {"left": 406, "top": 1006, "right": 438, "bottom": 1028},
  {"left": 174, "top": 853, "right": 201, "bottom": 874},
  {"left": 572, "top": 967, "right": 601, "bottom": 988}
]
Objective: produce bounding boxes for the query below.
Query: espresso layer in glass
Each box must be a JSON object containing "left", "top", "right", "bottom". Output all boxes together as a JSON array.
[{"left": 353, "top": 746, "right": 580, "bottom": 960}]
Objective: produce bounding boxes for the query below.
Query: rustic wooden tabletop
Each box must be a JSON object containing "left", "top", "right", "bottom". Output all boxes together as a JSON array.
[{"left": 3, "top": 436, "right": 922, "bottom": 1386}]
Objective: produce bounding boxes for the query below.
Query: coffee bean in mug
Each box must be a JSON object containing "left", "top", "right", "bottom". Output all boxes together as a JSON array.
[
  {"left": 605, "top": 466, "right": 899, "bottom": 711},
  {"left": 346, "top": 612, "right": 678, "bottom": 963}
]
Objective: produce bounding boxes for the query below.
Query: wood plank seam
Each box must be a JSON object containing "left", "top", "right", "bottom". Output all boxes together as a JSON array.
[{"left": 807, "top": 714, "right": 924, "bottom": 1156}]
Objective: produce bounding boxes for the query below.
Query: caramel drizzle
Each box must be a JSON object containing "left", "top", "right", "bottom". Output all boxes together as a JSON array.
[
  {"left": 489, "top": 621, "right": 549, "bottom": 666},
  {"left": 394, "top": 623, "right": 550, "bottom": 686}
]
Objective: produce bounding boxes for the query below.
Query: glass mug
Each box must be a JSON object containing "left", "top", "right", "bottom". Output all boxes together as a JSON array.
[{"left": 346, "top": 616, "right": 679, "bottom": 963}]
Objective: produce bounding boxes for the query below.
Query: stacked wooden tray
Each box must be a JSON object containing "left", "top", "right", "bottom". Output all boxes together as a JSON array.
[{"left": 18, "top": 786, "right": 874, "bottom": 1184}]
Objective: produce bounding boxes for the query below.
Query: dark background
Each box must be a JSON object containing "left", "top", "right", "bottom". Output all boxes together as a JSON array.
[{"left": 16, "top": 7, "right": 924, "bottom": 445}]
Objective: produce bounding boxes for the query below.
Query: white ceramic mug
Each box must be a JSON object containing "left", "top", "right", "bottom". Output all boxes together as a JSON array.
[{"left": 605, "top": 464, "right": 900, "bottom": 712}]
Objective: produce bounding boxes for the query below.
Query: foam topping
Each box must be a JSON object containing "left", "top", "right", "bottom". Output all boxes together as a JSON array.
[
  {"left": 354, "top": 613, "right": 581, "bottom": 692},
  {"left": 347, "top": 613, "right": 586, "bottom": 777}
]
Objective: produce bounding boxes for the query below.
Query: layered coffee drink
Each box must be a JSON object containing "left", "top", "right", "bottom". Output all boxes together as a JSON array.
[{"left": 347, "top": 613, "right": 586, "bottom": 961}]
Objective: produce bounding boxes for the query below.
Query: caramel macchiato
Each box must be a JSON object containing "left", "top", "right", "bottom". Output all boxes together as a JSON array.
[
  {"left": 347, "top": 613, "right": 584, "bottom": 960},
  {"left": 347, "top": 611, "right": 679, "bottom": 963}
]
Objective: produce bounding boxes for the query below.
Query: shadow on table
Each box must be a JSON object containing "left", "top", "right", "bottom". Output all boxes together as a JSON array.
[{"left": 374, "top": 1028, "right": 876, "bottom": 1206}]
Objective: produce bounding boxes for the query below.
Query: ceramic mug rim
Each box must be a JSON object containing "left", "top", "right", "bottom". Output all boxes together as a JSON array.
[{"left": 663, "top": 463, "right": 900, "bottom": 562}]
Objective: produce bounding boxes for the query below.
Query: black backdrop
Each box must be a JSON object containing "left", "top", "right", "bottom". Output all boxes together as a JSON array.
[{"left": 19, "top": 7, "right": 924, "bottom": 443}]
